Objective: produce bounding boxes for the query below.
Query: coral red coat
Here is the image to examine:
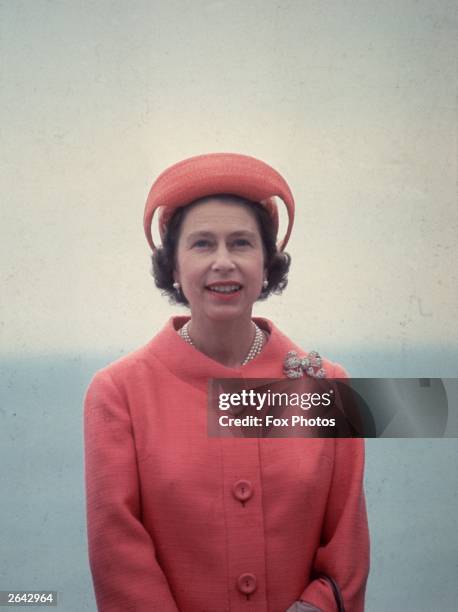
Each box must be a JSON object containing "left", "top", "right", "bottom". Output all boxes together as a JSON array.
[{"left": 84, "top": 317, "right": 370, "bottom": 612}]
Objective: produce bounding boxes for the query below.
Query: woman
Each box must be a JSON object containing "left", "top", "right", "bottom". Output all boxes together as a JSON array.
[{"left": 84, "top": 153, "right": 370, "bottom": 612}]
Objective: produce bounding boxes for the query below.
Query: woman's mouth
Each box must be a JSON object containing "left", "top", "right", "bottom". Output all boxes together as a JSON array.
[
  {"left": 206, "top": 284, "right": 242, "bottom": 293},
  {"left": 205, "top": 283, "right": 243, "bottom": 299}
]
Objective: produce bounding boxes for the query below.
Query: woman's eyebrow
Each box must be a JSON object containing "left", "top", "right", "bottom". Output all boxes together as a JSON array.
[
  {"left": 186, "top": 231, "right": 214, "bottom": 242},
  {"left": 186, "top": 230, "right": 258, "bottom": 241},
  {"left": 228, "top": 230, "right": 257, "bottom": 239}
]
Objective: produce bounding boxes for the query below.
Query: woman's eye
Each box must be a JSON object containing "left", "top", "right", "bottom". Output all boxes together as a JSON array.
[
  {"left": 193, "top": 239, "right": 211, "bottom": 248},
  {"left": 233, "top": 238, "right": 251, "bottom": 247}
]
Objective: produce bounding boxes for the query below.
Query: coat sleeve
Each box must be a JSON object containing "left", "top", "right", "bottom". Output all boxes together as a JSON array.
[
  {"left": 83, "top": 370, "right": 180, "bottom": 612},
  {"left": 299, "top": 364, "right": 370, "bottom": 612}
]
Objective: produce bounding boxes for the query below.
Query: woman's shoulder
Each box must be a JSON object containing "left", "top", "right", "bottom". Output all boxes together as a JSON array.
[
  {"left": 98, "top": 342, "right": 156, "bottom": 377},
  {"left": 84, "top": 342, "right": 155, "bottom": 400},
  {"left": 86, "top": 319, "right": 178, "bottom": 392}
]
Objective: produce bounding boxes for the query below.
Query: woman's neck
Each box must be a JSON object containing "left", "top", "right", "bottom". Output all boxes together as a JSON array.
[{"left": 186, "top": 313, "right": 256, "bottom": 368}]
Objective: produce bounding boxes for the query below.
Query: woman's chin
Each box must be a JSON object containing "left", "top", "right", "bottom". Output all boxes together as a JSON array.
[
  {"left": 206, "top": 308, "right": 243, "bottom": 322},
  {"left": 192, "top": 303, "right": 252, "bottom": 323}
]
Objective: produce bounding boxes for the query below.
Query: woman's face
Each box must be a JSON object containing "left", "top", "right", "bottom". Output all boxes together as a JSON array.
[{"left": 174, "top": 198, "right": 266, "bottom": 323}]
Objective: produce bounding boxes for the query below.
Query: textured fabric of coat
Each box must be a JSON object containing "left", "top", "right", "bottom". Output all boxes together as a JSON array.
[{"left": 84, "top": 316, "right": 370, "bottom": 612}]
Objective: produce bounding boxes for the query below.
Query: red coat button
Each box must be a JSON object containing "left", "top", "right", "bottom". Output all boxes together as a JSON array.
[
  {"left": 237, "top": 572, "right": 257, "bottom": 594},
  {"left": 232, "top": 479, "right": 253, "bottom": 502}
]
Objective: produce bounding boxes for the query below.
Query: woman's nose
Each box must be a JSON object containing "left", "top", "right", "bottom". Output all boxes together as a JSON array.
[{"left": 211, "top": 245, "right": 236, "bottom": 271}]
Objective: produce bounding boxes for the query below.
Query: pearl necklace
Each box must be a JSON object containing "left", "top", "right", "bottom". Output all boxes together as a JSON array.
[{"left": 179, "top": 321, "right": 264, "bottom": 366}]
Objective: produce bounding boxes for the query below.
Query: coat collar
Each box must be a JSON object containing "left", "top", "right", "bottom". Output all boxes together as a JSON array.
[{"left": 144, "top": 316, "right": 302, "bottom": 392}]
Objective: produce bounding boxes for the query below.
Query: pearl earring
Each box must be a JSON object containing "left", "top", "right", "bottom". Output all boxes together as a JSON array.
[
  {"left": 173, "top": 281, "right": 180, "bottom": 291},
  {"left": 262, "top": 279, "right": 268, "bottom": 289}
]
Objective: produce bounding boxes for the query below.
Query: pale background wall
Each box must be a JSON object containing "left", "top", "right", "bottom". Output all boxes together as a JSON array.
[{"left": 1, "top": 1, "right": 457, "bottom": 610}]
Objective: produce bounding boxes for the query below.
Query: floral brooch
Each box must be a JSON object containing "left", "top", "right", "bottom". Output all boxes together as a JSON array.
[{"left": 283, "top": 350, "right": 327, "bottom": 379}]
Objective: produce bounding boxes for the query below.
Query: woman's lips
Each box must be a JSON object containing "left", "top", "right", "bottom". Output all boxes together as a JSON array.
[{"left": 205, "top": 283, "right": 243, "bottom": 300}]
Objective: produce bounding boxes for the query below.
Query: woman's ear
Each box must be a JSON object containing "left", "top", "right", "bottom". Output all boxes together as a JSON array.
[{"left": 172, "top": 269, "right": 181, "bottom": 293}]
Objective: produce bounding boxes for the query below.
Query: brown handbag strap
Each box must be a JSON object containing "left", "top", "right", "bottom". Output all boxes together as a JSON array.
[{"left": 315, "top": 573, "right": 346, "bottom": 612}]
